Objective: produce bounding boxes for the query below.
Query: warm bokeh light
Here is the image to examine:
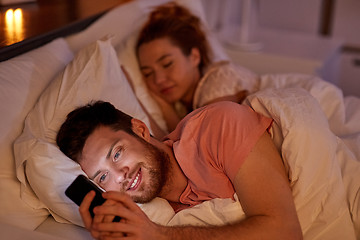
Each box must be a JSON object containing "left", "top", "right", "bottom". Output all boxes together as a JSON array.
[
  {"left": 4, "top": 8, "right": 24, "bottom": 45},
  {"left": 5, "top": 8, "right": 14, "bottom": 24},
  {"left": 14, "top": 8, "right": 23, "bottom": 20}
]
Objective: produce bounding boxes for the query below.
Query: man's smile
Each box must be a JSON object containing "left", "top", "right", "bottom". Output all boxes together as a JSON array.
[{"left": 127, "top": 169, "right": 142, "bottom": 191}]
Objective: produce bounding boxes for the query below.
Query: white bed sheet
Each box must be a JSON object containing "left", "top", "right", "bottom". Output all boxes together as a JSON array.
[
  {"left": 0, "top": 221, "right": 66, "bottom": 240},
  {"left": 35, "top": 216, "right": 91, "bottom": 240}
]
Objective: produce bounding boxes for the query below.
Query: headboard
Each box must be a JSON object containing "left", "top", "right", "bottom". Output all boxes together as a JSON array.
[{"left": 0, "top": 0, "right": 132, "bottom": 61}]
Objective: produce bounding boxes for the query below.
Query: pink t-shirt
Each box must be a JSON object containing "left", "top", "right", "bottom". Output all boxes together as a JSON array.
[{"left": 163, "top": 101, "right": 272, "bottom": 211}]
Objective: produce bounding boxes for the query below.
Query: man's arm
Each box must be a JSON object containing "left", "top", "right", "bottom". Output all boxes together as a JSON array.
[
  {"left": 157, "top": 131, "right": 302, "bottom": 239},
  {"left": 80, "top": 132, "right": 302, "bottom": 240},
  {"left": 229, "top": 131, "right": 302, "bottom": 239}
]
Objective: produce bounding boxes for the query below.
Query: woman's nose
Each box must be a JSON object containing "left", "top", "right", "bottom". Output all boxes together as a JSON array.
[{"left": 154, "top": 70, "right": 167, "bottom": 85}]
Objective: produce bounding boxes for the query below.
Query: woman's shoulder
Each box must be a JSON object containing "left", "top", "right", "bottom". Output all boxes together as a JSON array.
[
  {"left": 205, "top": 61, "right": 258, "bottom": 79},
  {"left": 203, "top": 60, "right": 233, "bottom": 76},
  {"left": 193, "top": 61, "right": 259, "bottom": 109}
]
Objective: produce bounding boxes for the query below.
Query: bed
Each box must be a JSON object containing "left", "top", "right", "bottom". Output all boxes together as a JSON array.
[{"left": 0, "top": 0, "right": 359, "bottom": 239}]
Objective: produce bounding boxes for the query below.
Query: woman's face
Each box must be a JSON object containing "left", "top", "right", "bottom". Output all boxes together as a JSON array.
[{"left": 137, "top": 37, "right": 201, "bottom": 105}]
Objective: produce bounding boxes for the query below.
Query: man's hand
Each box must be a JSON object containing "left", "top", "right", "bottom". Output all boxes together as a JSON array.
[
  {"left": 79, "top": 191, "right": 125, "bottom": 239},
  {"left": 87, "top": 191, "right": 163, "bottom": 240},
  {"left": 79, "top": 191, "right": 104, "bottom": 239}
]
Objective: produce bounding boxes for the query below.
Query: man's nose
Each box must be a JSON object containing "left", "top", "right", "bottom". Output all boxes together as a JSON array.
[{"left": 114, "top": 166, "right": 130, "bottom": 184}]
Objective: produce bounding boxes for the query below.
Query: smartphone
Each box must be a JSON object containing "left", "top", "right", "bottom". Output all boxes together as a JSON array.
[{"left": 65, "top": 174, "right": 121, "bottom": 222}]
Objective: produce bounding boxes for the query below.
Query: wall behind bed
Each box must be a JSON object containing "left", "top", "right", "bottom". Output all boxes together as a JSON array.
[{"left": 201, "top": 0, "right": 360, "bottom": 98}]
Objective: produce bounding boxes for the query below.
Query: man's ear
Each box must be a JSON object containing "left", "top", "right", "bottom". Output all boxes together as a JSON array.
[
  {"left": 190, "top": 47, "right": 201, "bottom": 67},
  {"left": 131, "top": 118, "right": 151, "bottom": 141}
]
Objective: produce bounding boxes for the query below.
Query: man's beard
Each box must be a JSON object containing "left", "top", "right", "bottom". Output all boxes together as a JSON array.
[{"left": 131, "top": 138, "right": 171, "bottom": 203}]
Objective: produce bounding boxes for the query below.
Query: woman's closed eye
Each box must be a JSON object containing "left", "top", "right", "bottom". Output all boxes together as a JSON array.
[
  {"left": 163, "top": 61, "right": 173, "bottom": 69},
  {"left": 142, "top": 70, "right": 153, "bottom": 78}
]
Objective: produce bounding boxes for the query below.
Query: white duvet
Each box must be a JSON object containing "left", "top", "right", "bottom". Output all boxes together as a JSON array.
[{"left": 139, "top": 74, "right": 360, "bottom": 240}]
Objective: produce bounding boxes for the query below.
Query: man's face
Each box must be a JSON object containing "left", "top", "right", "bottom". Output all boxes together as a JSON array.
[{"left": 79, "top": 125, "right": 169, "bottom": 203}]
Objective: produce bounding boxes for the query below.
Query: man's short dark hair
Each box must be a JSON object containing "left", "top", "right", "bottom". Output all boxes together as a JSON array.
[{"left": 56, "top": 101, "right": 135, "bottom": 162}]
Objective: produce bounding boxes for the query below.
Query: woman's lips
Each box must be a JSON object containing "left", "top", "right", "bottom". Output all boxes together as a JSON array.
[
  {"left": 160, "top": 86, "right": 175, "bottom": 95},
  {"left": 127, "top": 169, "right": 141, "bottom": 191}
]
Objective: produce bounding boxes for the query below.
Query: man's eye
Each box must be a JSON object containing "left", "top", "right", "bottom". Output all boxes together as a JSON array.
[
  {"left": 99, "top": 172, "right": 108, "bottom": 183},
  {"left": 113, "top": 149, "right": 122, "bottom": 162}
]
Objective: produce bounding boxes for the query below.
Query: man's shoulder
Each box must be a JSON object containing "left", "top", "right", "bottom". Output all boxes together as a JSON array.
[
  {"left": 180, "top": 101, "right": 255, "bottom": 130},
  {"left": 194, "top": 101, "right": 252, "bottom": 117},
  {"left": 165, "top": 102, "right": 257, "bottom": 142}
]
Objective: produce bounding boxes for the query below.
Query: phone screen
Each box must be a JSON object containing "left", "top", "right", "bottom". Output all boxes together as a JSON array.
[{"left": 65, "top": 174, "right": 121, "bottom": 222}]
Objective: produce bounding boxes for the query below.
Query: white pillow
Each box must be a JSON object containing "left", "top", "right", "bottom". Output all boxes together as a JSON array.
[
  {"left": 0, "top": 38, "right": 73, "bottom": 230},
  {"left": 14, "top": 38, "right": 152, "bottom": 226}
]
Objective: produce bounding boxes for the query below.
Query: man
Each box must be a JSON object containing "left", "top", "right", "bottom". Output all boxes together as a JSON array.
[{"left": 57, "top": 100, "right": 302, "bottom": 239}]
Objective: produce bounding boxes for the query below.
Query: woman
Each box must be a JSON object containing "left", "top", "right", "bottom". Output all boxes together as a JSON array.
[{"left": 136, "top": 2, "right": 258, "bottom": 131}]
